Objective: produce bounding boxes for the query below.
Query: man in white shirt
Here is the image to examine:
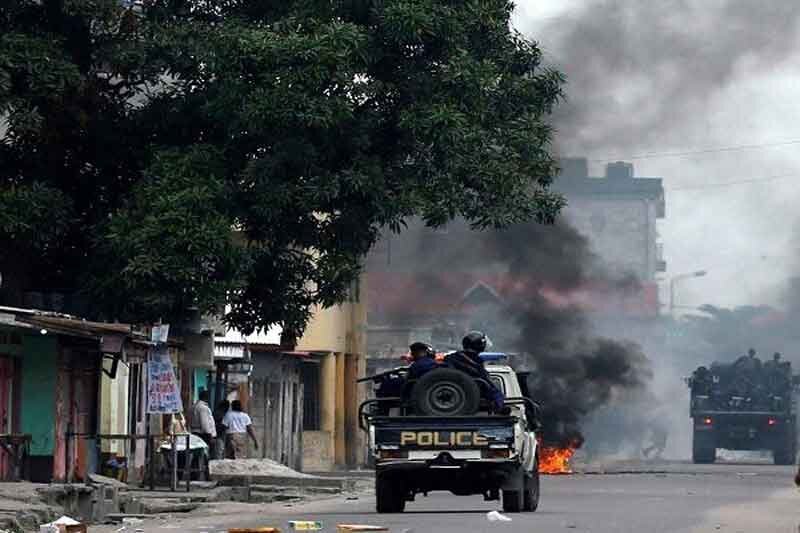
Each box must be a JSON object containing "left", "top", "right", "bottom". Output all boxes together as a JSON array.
[
  {"left": 191, "top": 390, "right": 217, "bottom": 451},
  {"left": 222, "top": 400, "right": 259, "bottom": 459}
]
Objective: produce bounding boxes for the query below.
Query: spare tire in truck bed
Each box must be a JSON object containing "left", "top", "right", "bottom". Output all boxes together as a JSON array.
[{"left": 410, "top": 368, "right": 481, "bottom": 416}]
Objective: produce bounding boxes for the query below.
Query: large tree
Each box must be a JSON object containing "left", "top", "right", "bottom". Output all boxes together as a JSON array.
[{"left": 0, "top": 0, "right": 564, "bottom": 335}]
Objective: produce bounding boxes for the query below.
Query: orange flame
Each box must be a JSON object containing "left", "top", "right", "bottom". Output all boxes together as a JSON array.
[{"left": 539, "top": 445, "right": 576, "bottom": 474}]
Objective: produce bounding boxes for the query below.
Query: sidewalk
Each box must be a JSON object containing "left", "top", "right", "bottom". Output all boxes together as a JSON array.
[
  {"left": 0, "top": 482, "right": 62, "bottom": 531},
  {"left": 0, "top": 461, "right": 372, "bottom": 531}
]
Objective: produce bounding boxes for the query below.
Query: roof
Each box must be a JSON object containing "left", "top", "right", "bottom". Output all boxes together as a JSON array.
[
  {"left": 367, "top": 272, "right": 660, "bottom": 322},
  {"left": 23, "top": 315, "right": 132, "bottom": 336},
  {"left": 0, "top": 306, "right": 133, "bottom": 340},
  {"left": 215, "top": 325, "right": 282, "bottom": 346},
  {"left": 0, "top": 313, "right": 37, "bottom": 331},
  {"left": 486, "top": 364, "right": 514, "bottom": 373},
  {"left": 214, "top": 343, "right": 246, "bottom": 360},
  {"left": 0, "top": 305, "right": 75, "bottom": 318}
]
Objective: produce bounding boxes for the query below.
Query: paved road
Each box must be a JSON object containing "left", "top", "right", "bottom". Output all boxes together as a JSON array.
[{"left": 94, "top": 463, "right": 799, "bottom": 533}]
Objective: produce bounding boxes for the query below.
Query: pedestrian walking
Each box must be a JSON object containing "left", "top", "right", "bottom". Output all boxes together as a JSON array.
[
  {"left": 222, "top": 400, "right": 259, "bottom": 459},
  {"left": 191, "top": 390, "right": 216, "bottom": 451}
]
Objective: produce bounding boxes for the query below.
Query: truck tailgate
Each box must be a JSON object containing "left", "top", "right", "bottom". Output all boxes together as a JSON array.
[{"left": 372, "top": 416, "right": 516, "bottom": 450}]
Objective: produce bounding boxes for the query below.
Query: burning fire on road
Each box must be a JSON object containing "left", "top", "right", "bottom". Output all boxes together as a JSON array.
[{"left": 538, "top": 441, "right": 580, "bottom": 474}]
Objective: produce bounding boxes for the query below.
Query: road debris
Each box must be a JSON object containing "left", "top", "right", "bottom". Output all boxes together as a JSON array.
[
  {"left": 288, "top": 521, "right": 324, "bottom": 530},
  {"left": 40, "top": 515, "right": 87, "bottom": 533},
  {"left": 228, "top": 527, "right": 281, "bottom": 533},
  {"left": 486, "top": 511, "right": 512, "bottom": 522},
  {"left": 336, "top": 526, "right": 389, "bottom": 532}
]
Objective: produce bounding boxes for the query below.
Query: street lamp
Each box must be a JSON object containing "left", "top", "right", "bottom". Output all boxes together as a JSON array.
[{"left": 669, "top": 270, "right": 707, "bottom": 317}]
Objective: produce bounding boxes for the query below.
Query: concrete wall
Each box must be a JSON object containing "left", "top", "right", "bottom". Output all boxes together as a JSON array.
[
  {"left": 250, "top": 352, "right": 304, "bottom": 469},
  {"left": 318, "top": 354, "right": 336, "bottom": 470},
  {"left": 302, "top": 430, "right": 333, "bottom": 472},
  {"left": 296, "top": 274, "right": 367, "bottom": 355},
  {"left": 294, "top": 274, "right": 368, "bottom": 470},
  {"left": 20, "top": 335, "right": 57, "bottom": 456},
  {"left": 562, "top": 197, "right": 659, "bottom": 281},
  {"left": 296, "top": 307, "right": 349, "bottom": 353},
  {"left": 344, "top": 353, "right": 366, "bottom": 467}
]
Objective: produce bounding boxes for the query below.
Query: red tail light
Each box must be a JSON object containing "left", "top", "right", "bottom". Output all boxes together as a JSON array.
[
  {"left": 482, "top": 449, "right": 511, "bottom": 459},
  {"left": 703, "top": 417, "right": 713, "bottom": 425},
  {"left": 768, "top": 418, "right": 777, "bottom": 426},
  {"left": 378, "top": 449, "right": 408, "bottom": 459}
]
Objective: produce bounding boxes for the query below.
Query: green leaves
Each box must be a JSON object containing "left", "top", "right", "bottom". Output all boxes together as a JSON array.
[
  {"left": 1, "top": 0, "right": 564, "bottom": 336},
  {"left": 0, "top": 182, "right": 74, "bottom": 250},
  {"left": 92, "top": 146, "right": 250, "bottom": 321}
]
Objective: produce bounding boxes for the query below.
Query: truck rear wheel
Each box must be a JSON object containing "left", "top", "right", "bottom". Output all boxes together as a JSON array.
[
  {"left": 502, "top": 489, "right": 524, "bottom": 513},
  {"left": 523, "top": 456, "right": 540, "bottom": 512},
  {"left": 376, "top": 473, "right": 406, "bottom": 513},
  {"left": 410, "top": 368, "right": 481, "bottom": 416}
]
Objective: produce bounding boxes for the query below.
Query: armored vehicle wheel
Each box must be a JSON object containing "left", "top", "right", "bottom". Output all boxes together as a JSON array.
[
  {"left": 692, "top": 447, "right": 715, "bottom": 464},
  {"left": 773, "top": 427, "right": 796, "bottom": 465},
  {"left": 773, "top": 447, "right": 795, "bottom": 465},
  {"left": 692, "top": 431, "right": 715, "bottom": 464},
  {"left": 692, "top": 442, "right": 715, "bottom": 464},
  {"left": 410, "top": 368, "right": 481, "bottom": 416}
]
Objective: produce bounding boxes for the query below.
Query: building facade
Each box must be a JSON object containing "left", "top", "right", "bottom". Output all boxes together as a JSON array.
[
  {"left": 294, "top": 283, "right": 368, "bottom": 471},
  {"left": 0, "top": 306, "right": 214, "bottom": 484},
  {"left": 554, "top": 158, "right": 666, "bottom": 281},
  {"left": 205, "top": 275, "right": 369, "bottom": 472},
  {"left": 364, "top": 158, "right": 666, "bottom": 369}
]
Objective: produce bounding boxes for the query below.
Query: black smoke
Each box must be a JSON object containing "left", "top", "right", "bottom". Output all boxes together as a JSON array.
[
  {"left": 536, "top": 0, "right": 800, "bottom": 155},
  {"left": 366, "top": 215, "right": 655, "bottom": 450},
  {"left": 473, "top": 221, "right": 652, "bottom": 447}
]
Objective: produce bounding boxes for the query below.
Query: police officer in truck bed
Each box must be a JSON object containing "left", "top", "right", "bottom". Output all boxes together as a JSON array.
[
  {"left": 376, "top": 342, "right": 438, "bottom": 398},
  {"left": 444, "top": 331, "right": 505, "bottom": 410}
]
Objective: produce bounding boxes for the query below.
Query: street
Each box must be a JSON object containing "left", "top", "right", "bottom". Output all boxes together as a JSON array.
[{"left": 94, "top": 462, "right": 799, "bottom": 533}]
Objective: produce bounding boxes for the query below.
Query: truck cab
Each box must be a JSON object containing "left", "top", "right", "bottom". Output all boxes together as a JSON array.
[{"left": 359, "top": 357, "right": 540, "bottom": 513}]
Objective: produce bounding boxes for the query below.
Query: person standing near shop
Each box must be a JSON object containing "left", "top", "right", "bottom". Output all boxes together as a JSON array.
[
  {"left": 191, "top": 390, "right": 217, "bottom": 452},
  {"left": 222, "top": 400, "right": 259, "bottom": 459}
]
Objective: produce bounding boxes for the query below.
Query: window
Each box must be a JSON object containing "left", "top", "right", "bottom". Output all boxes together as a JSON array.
[{"left": 489, "top": 375, "right": 506, "bottom": 394}]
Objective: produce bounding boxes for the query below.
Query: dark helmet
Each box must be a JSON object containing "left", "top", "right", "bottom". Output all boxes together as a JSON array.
[
  {"left": 409, "top": 342, "right": 434, "bottom": 358},
  {"left": 748, "top": 348, "right": 756, "bottom": 357},
  {"left": 462, "top": 331, "right": 487, "bottom": 353}
]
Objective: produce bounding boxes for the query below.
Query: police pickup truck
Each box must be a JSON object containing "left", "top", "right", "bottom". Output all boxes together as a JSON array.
[{"left": 359, "top": 354, "right": 540, "bottom": 513}]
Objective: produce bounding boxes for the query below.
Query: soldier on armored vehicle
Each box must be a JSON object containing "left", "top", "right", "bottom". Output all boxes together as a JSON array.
[{"left": 688, "top": 348, "right": 798, "bottom": 465}]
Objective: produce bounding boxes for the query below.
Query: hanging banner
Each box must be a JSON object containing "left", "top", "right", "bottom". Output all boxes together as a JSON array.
[
  {"left": 151, "top": 324, "right": 170, "bottom": 344},
  {"left": 147, "top": 344, "right": 183, "bottom": 414}
]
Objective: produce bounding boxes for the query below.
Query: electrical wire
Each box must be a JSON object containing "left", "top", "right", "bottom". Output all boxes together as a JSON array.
[
  {"left": 590, "top": 139, "right": 800, "bottom": 163},
  {"left": 664, "top": 173, "right": 797, "bottom": 192}
]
